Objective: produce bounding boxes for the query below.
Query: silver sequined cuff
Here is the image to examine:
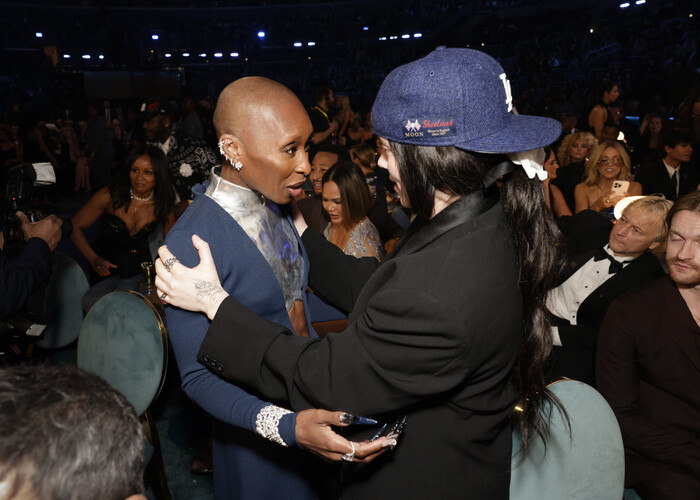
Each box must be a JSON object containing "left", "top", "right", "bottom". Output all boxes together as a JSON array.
[{"left": 255, "top": 405, "right": 292, "bottom": 447}]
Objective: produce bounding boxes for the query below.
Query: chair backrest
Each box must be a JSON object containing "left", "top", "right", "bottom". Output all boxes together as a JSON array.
[
  {"left": 77, "top": 291, "right": 167, "bottom": 415},
  {"left": 35, "top": 252, "right": 89, "bottom": 349},
  {"left": 510, "top": 380, "right": 625, "bottom": 500}
]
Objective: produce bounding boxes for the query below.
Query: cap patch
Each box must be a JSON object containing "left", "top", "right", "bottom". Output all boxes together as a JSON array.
[{"left": 403, "top": 117, "right": 456, "bottom": 139}]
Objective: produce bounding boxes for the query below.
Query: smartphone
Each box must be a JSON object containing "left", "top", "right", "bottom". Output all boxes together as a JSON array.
[{"left": 611, "top": 180, "right": 629, "bottom": 197}]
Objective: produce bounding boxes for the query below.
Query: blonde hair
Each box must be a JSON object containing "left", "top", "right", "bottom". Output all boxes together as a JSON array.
[
  {"left": 336, "top": 94, "right": 351, "bottom": 112},
  {"left": 350, "top": 143, "right": 376, "bottom": 170},
  {"left": 557, "top": 131, "right": 596, "bottom": 167},
  {"left": 583, "top": 141, "right": 632, "bottom": 186},
  {"left": 623, "top": 195, "right": 673, "bottom": 243}
]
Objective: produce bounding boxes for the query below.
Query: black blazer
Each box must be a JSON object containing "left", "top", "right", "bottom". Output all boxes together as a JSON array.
[
  {"left": 548, "top": 249, "right": 664, "bottom": 385},
  {"left": 634, "top": 159, "right": 700, "bottom": 201},
  {"left": 198, "top": 194, "right": 523, "bottom": 499},
  {"left": 597, "top": 277, "right": 700, "bottom": 497}
]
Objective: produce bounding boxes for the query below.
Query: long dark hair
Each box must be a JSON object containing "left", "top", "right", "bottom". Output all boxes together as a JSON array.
[
  {"left": 391, "top": 140, "right": 566, "bottom": 457},
  {"left": 109, "top": 145, "right": 175, "bottom": 224},
  {"left": 322, "top": 160, "right": 371, "bottom": 230}
]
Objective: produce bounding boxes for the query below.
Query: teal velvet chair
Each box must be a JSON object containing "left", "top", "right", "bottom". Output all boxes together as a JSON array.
[
  {"left": 510, "top": 380, "right": 625, "bottom": 499},
  {"left": 77, "top": 290, "right": 171, "bottom": 499},
  {"left": 35, "top": 252, "right": 89, "bottom": 351}
]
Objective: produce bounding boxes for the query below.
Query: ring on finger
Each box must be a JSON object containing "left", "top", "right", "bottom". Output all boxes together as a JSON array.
[
  {"left": 163, "top": 257, "right": 179, "bottom": 271},
  {"left": 160, "top": 292, "right": 167, "bottom": 300},
  {"left": 341, "top": 441, "right": 356, "bottom": 462}
]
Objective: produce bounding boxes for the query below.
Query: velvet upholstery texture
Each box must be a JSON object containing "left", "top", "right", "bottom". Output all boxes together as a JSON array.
[
  {"left": 510, "top": 380, "right": 625, "bottom": 499},
  {"left": 35, "top": 253, "right": 89, "bottom": 349},
  {"left": 77, "top": 291, "right": 166, "bottom": 415}
]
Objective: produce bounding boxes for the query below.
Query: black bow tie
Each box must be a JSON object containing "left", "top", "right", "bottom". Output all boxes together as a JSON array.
[{"left": 593, "top": 248, "right": 623, "bottom": 274}]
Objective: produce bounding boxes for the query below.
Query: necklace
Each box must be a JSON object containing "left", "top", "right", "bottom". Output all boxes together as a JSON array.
[{"left": 130, "top": 188, "right": 154, "bottom": 202}]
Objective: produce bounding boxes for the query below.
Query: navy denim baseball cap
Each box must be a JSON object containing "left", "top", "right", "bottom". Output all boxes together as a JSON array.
[{"left": 371, "top": 47, "right": 561, "bottom": 154}]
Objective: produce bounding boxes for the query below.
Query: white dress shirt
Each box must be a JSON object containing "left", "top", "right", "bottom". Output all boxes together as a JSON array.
[{"left": 546, "top": 244, "right": 634, "bottom": 346}]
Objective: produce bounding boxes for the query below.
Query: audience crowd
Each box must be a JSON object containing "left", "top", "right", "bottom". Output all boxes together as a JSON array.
[{"left": 0, "top": 0, "right": 698, "bottom": 498}]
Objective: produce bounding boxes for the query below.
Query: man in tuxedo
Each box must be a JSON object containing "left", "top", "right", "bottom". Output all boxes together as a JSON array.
[
  {"left": 635, "top": 128, "right": 696, "bottom": 201},
  {"left": 546, "top": 196, "right": 672, "bottom": 385},
  {"left": 597, "top": 191, "right": 700, "bottom": 499}
]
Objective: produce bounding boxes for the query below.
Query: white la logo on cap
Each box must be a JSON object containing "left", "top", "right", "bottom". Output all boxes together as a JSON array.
[{"left": 499, "top": 73, "right": 513, "bottom": 112}]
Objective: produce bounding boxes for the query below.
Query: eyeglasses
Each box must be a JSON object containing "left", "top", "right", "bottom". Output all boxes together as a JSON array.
[{"left": 598, "top": 157, "right": 622, "bottom": 166}]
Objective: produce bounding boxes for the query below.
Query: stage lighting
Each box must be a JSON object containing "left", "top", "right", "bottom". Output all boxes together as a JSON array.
[
  {"left": 230, "top": 52, "right": 239, "bottom": 57},
  {"left": 151, "top": 34, "right": 159, "bottom": 40},
  {"left": 82, "top": 55, "right": 90, "bottom": 59},
  {"left": 98, "top": 55, "right": 104, "bottom": 60},
  {"left": 414, "top": 33, "right": 422, "bottom": 38},
  {"left": 199, "top": 53, "right": 206, "bottom": 58},
  {"left": 390, "top": 36, "right": 398, "bottom": 40},
  {"left": 363, "top": 26, "right": 369, "bottom": 31},
  {"left": 35, "top": 32, "right": 43, "bottom": 38},
  {"left": 635, "top": 0, "right": 645, "bottom": 4},
  {"left": 165, "top": 53, "right": 172, "bottom": 58},
  {"left": 183, "top": 52, "right": 190, "bottom": 57},
  {"left": 63, "top": 54, "right": 71, "bottom": 59},
  {"left": 294, "top": 42, "right": 302, "bottom": 47},
  {"left": 401, "top": 34, "right": 410, "bottom": 39},
  {"left": 620, "top": 2, "right": 630, "bottom": 7},
  {"left": 257, "top": 31, "right": 266, "bottom": 39},
  {"left": 214, "top": 53, "right": 223, "bottom": 57},
  {"left": 307, "top": 42, "right": 315, "bottom": 46},
  {"left": 379, "top": 37, "right": 387, "bottom": 41}
]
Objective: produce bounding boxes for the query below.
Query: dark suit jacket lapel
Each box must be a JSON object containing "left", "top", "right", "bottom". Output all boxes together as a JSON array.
[
  {"left": 575, "top": 252, "right": 662, "bottom": 323},
  {"left": 388, "top": 190, "right": 497, "bottom": 258},
  {"left": 561, "top": 250, "right": 596, "bottom": 283},
  {"left": 663, "top": 277, "right": 700, "bottom": 374}
]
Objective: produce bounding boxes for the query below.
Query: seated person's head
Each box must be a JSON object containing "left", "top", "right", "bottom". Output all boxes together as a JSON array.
[
  {"left": 583, "top": 141, "right": 632, "bottom": 185},
  {"left": 558, "top": 131, "right": 596, "bottom": 166},
  {"left": 321, "top": 161, "right": 371, "bottom": 231},
  {"left": 0, "top": 364, "right": 145, "bottom": 500},
  {"left": 308, "top": 145, "right": 351, "bottom": 196},
  {"left": 350, "top": 143, "right": 377, "bottom": 173},
  {"left": 660, "top": 128, "right": 693, "bottom": 165},
  {"left": 214, "top": 77, "right": 316, "bottom": 204},
  {"left": 599, "top": 124, "right": 620, "bottom": 143},
  {"left": 665, "top": 191, "right": 700, "bottom": 286},
  {"left": 111, "top": 144, "right": 176, "bottom": 223},
  {"left": 610, "top": 196, "right": 673, "bottom": 258}
]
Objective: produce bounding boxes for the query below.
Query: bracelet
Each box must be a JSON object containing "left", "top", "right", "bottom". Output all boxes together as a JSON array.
[{"left": 255, "top": 405, "right": 292, "bottom": 447}]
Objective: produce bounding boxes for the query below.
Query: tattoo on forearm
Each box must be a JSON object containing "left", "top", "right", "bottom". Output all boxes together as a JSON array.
[{"left": 194, "top": 280, "right": 224, "bottom": 303}]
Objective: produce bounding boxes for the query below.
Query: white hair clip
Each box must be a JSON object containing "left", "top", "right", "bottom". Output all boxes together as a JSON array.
[{"left": 508, "top": 149, "right": 548, "bottom": 181}]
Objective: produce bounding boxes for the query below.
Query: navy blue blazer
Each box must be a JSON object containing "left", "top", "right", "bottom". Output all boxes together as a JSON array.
[{"left": 165, "top": 183, "right": 330, "bottom": 500}]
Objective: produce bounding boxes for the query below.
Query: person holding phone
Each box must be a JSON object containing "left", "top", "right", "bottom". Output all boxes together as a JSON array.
[
  {"left": 574, "top": 141, "right": 642, "bottom": 214},
  {"left": 156, "top": 48, "right": 564, "bottom": 498}
]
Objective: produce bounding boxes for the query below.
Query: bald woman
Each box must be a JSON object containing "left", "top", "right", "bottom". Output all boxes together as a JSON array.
[{"left": 163, "top": 78, "right": 386, "bottom": 499}]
